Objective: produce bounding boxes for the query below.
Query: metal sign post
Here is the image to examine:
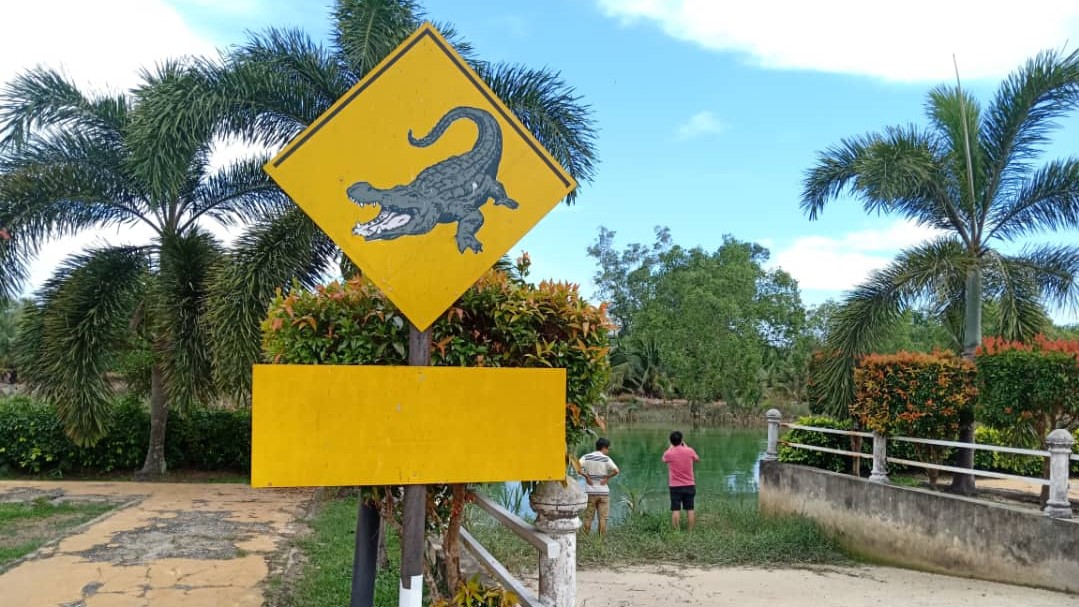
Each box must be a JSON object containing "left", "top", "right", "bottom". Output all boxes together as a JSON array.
[{"left": 400, "top": 326, "right": 430, "bottom": 607}]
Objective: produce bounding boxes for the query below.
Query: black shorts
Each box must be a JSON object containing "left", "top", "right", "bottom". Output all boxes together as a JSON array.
[{"left": 669, "top": 485, "right": 696, "bottom": 511}]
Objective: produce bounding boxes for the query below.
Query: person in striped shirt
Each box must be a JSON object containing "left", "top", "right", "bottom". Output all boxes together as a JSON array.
[{"left": 578, "top": 437, "right": 620, "bottom": 537}]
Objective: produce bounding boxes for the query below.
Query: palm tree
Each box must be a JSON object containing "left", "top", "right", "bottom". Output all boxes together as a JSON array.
[
  {"left": 131, "top": 0, "right": 598, "bottom": 400},
  {"left": 801, "top": 48, "right": 1079, "bottom": 494},
  {"left": 0, "top": 64, "right": 292, "bottom": 477}
]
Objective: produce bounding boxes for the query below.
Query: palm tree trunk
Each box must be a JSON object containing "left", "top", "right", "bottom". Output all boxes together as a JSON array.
[
  {"left": 136, "top": 362, "right": 169, "bottom": 479},
  {"left": 949, "top": 267, "right": 981, "bottom": 495}
]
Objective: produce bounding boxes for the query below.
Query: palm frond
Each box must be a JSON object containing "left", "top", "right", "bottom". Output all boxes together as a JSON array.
[
  {"left": 223, "top": 28, "right": 354, "bottom": 145},
  {"left": 801, "top": 133, "right": 876, "bottom": 219},
  {"left": 982, "top": 250, "right": 1053, "bottom": 341},
  {"left": 0, "top": 135, "right": 147, "bottom": 295},
  {"left": 987, "top": 158, "right": 1079, "bottom": 241},
  {"left": 332, "top": 0, "right": 421, "bottom": 77},
  {"left": 817, "top": 237, "right": 970, "bottom": 416},
  {"left": 986, "top": 244, "right": 1079, "bottom": 322},
  {"left": 20, "top": 246, "right": 151, "bottom": 445},
  {"left": 207, "top": 207, "right": 337, "bottom": 400},
  {"left": 479, "top": 63, "right": 599, "bottom": 201},
  {"left": 154, "top": 229, "right": 222, "bottom": 409},
  {"left": 981, "top": 47, "right": 1079, "bottom": 205},
  {"left": 926, "top": 85, "right": 984, "bottom": 224},
  {"left": 179, "top": 155, "right": 290, "bottom": 230},
  {"left": 126, "top": 59, "right": 219, "bottom": 209},
  {"left": 800, "top": 128, "right": 964, "bottom": 238},
  {"left": 0, "top": 67, "right": 128, "bottom": 149}
]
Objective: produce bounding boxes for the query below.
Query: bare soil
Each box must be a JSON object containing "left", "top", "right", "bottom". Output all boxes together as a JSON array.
[{"left": 575, "top": 564, "right": 1079, "bottom": 606}]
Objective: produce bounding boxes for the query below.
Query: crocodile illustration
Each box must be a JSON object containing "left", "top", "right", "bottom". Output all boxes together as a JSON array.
[{"left": 347, "top": 106, "right": 518, "bottom": 253}]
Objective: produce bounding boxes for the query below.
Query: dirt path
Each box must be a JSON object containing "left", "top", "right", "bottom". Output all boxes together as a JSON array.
[
  {"left": 576, "top": 564, "right": 1079, "bottom": 606},
  {"left": 0, "top": 480, "right": 311, "bottom": 607}
]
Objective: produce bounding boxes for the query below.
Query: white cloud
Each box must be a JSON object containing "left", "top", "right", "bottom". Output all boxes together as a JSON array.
[
  {"left": 676, "top": 110, "right": 724, "bottom": 140},
  {"left": 172, "top": 0, "right": 264, "bottom": 14},
  {"left": 208, "top": 135, "right": 277, "bottom": 172},
  {"left": 1, "top": 1, "right": 226, "bottom": 295},
  {"left": 596, "top": 0, "right": 1079, "bottom": 82},
  {"left": 1, "top": 1, "right": 216, "bottom": 95},
  {"left": 771, "top": 219, "right": 943, "bottom": 291}
]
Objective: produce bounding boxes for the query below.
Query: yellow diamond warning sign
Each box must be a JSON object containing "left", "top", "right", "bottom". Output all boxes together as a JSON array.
[{"left": 264, "top": 23, "right": 577, "bottom": 330}]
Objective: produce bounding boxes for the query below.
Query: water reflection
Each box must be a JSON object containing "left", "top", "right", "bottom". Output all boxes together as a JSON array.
[{"left": 483, "top": 423, "right": 766, "bottom": 524}]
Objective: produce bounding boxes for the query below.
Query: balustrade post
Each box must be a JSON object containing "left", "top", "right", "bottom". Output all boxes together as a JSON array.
[
  {"left": 530, "top": 478, "right": 587, "bottom": 607},
  {"left": 1044, "top": 429, "right": 1074, "bottom": 519},
  {"left": 869, "top": 432, "right": 889, "bottom": 483},
  {"left": 764, "top": 409, "right": 782, "bottom": 461}
]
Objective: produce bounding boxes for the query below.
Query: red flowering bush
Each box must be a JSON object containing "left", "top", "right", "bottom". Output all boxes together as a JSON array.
[{"left": 852, "top": 351, "right": 976, "bottom": 486}]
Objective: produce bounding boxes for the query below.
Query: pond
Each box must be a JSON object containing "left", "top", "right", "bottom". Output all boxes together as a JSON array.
[{"left": 486, "top": 423, "right": 767, "bottom": 524}]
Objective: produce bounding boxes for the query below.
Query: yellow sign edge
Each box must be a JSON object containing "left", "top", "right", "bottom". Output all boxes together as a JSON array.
[{"left": 265, "top": 22, "right": 578, "bottom": 196}]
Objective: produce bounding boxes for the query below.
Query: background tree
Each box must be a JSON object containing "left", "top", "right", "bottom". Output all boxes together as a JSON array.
[
  {"left": 128, "top": 0, "right": 599, "bottom": 402},
  {"left": 801, "top": 48, "right": 1079, "bottom": 493},
  {"left": 589, "top": 227, "right": 805, "bottom": 416},
  {"left": 0, "top": 64, "right": 287, "bottom": 477}
]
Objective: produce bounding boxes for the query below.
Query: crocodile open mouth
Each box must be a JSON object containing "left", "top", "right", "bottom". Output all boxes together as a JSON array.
[{"left": 352, "top": 206, "right": 412, "bottom": 237}]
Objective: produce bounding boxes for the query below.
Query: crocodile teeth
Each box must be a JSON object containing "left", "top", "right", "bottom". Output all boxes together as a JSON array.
[{"left": 353, "top": 209, "right": 412, "bottom": 238}]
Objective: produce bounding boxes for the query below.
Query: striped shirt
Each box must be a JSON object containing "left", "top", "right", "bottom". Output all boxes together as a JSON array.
[{"left": 579, "top": 451, "right": 619, "bottom": 495}]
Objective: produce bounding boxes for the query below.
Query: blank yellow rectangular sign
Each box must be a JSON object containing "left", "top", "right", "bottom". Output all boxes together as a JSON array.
[{"left": 251, "top": 365, "right": 567, "bottom": 487}]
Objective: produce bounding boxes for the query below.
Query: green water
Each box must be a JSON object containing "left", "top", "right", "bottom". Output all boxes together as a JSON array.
[{"left": 489, "top": 423, "right": 766, "bottom": 523}]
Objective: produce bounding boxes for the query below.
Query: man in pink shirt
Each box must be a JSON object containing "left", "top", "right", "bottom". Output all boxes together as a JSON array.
[{"left": 662, "top": 430, "right": 700, "bottom": 530}]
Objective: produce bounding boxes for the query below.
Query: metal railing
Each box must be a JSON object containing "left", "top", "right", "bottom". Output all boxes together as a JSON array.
[
  {"left": 462, "top": 488, "right": 583, "bottom": 607},
  {"left": 763, "top": 409, "right": 1076, "bottom": 519}
]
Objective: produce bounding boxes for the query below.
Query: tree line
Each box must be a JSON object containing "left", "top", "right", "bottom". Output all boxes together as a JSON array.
[{"left": 587, "top": 224, "right": 1078, "bottom": 419}]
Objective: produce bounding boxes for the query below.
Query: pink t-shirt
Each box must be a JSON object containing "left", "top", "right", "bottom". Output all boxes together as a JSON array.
[{"left": 662, "top": 445, "right": 700, "bottom": 487}]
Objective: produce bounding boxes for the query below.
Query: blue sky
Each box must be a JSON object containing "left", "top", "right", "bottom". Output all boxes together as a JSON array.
[{"left": 4, "top": 0, "right": 1079, "bottom": 322}]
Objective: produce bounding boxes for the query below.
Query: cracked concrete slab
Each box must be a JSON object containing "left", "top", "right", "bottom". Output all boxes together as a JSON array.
[{"left": 0, "top": 481, "right": 312, "bottom": 607}]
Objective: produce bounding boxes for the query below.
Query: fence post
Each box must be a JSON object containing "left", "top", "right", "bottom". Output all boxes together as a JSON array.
[
  {"left": 1044, "top": 429, "right": 1074, "bottom": 519},
  {"left": 869, "top": 432, "right": 889, "bottom": 483},
  {"left": 764, "top": 409, "right": 782, "bottom": 461},
  {"left": 530, "top": 477, "right": 587, "bottom": 607}
]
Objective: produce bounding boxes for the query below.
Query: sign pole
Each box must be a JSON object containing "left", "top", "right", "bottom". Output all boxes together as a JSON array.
[
  {"left": 349, "top": 499, "right": 380, "bottom": 606},
  {"left": 400, "top": 324, "right": 430, "bottom": 607}
]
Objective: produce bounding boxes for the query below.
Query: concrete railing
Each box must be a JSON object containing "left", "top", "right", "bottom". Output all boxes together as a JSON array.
[
  {"left": 462, "top": 479, "right": 586, "bottom": 607},
  {"left": 764, "top": 409, "right": 1077, "bottom": 518}
]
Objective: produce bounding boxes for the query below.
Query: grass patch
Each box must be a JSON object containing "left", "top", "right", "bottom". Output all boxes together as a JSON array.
[
  {"left": 467, "top": 494, "right": 849, "bottom": 574},
  {"left": 0, "top": 469, "right": 249, "bottom": 483},
  {"left": 284, "top": 497, "right": 401, "bottom": 607},
  {"left": 283, "top": 494, "right": 848, "bottom": 604},
  {"left": 0, "top": 499, "right": 114, "bottom": 566},
  {"left": 888, "top": 475, "right": 924, "bottom": 488}
]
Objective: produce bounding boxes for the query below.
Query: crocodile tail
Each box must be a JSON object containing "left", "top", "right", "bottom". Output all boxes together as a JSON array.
[{"left": 407, "top": 106, "right": 501, "bottom": 151}]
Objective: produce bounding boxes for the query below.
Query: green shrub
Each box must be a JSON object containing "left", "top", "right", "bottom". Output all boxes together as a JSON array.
[
  {"left": 1074, "top": 429, "right": 1078, "bottom": 476},
  {"left": 777, "top": 415, "right": 868, "bottom": 474},
  {"left": 168, "top": 407, "right": 252, "bottom": 471},
  {"left": 0, "top": 395, "right": 250, "bottom": 475},
  {"left": 973, "top": 425, "right": 1079, "bottom": 477},
  {"left": 976, "top": 336, "right": 1079, "bottom": 445},
  {"left": 261, "top": 269, "right": 611, "bottom": 448}
]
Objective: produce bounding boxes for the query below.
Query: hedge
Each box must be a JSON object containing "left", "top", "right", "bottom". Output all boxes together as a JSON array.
[
  {"left": 0, "top": 395, "right": 250, "bottom": 475},
  {"left": 777, "top": 415, "right": 869, "bottom": 474},
  {"left": 974, "top": 425, "right": 1079, "bottom": 477},
  {"left": 976, "top": 336, "right": 1079, "bottom": 440}
]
